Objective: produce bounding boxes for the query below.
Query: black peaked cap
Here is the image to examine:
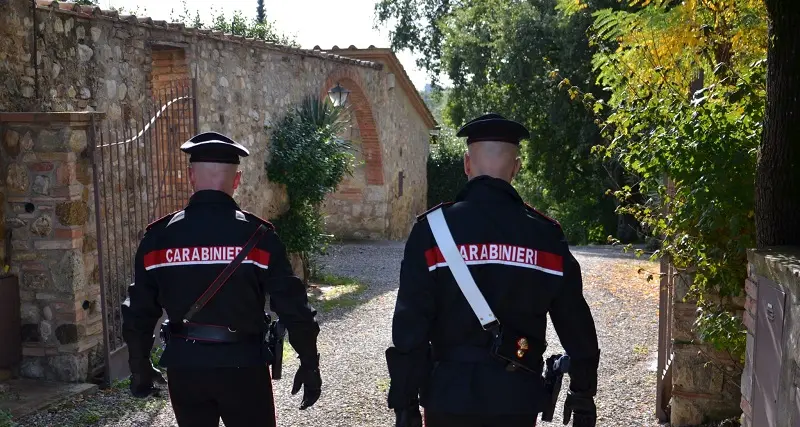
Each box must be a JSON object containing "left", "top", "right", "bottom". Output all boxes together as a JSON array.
[
  {"left": 456, "top": 113, "right": 530, "bottom": 145},
  {"left": 180, "top": 131, "right": 250, "bottom": 164}
]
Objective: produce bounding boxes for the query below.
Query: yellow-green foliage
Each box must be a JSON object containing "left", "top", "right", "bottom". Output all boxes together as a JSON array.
[{"left": 578, "top": 0, "right": 768, "bottom": 361}]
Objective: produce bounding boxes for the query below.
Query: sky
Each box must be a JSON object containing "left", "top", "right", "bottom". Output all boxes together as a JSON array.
[{"left": 97, "top": 0, "right": 448, "bottom": 90}]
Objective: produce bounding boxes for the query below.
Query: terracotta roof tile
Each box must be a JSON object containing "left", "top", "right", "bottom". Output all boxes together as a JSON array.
[{"left": 33, "top": 0, "right": 382, "bottom": 70}]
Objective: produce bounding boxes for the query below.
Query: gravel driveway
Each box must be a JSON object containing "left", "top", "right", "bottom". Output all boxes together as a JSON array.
[{"left": 14, "top": 243, "right": 663, "bottom": 427}]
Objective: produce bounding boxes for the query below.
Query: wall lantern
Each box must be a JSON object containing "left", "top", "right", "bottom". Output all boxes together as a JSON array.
[{"left": 327, "top": 82, "right": 350, "bottom": 107}]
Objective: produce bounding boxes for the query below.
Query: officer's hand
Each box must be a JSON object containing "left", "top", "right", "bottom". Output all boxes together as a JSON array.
[
  {"left": 291, "top": 354, "right": 321, "bottom": 409},
  {"left": 563, "top": 391, "right": 596, "bottom": 427},
  {"left": 394, "top": 405, "right": 422, "bottom": 427}
]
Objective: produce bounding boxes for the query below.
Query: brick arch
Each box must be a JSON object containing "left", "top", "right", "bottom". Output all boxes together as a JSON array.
[{"left": 321, "top": 69, "right": 384, "bottom": 185}]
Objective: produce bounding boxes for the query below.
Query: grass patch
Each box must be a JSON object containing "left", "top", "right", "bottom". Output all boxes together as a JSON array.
[
  {"left": 307, "top": 273, "right": 367, "bottom": 312},
  {"left": 376, "top": 378, "right": 390, "bottom": 393},
  {"left": 112, "top": 378, "right": 131, "bottom": 389},
  {"left": 633, "top": 344, "right": 649, "bottom": 356},
  {"left": 283, "top": 340, "right": 297, "bottom": 361},
  {"left": 30, "top": 389, "right": 168, "bottom": 427},
  {"left": 0, "top": 409, "right": 17, "bottom": 427}
]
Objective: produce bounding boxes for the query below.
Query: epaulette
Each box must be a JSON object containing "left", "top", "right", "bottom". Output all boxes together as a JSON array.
[
  {"left": 524, "top": 203, "right": 561, "bottom": 227},
  {"left": 242, "top": 210, "right": 275, "bottom": 230},
  {"left": 145, "top": 210, "right": 179, "bottom": 231},
  {"left": 416, "top": 201, "right": 454, "bottom": 222}
]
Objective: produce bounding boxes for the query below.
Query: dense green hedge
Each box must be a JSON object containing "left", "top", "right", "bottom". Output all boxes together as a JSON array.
[{"left": 427, "top": 131, "right": 467, "bottom": 208}]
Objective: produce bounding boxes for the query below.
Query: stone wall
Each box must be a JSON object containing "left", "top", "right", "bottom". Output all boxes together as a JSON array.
[
  {"left": 0, "top": 0, "right": 430, "bottom": 241},
  {"left": 669, "top": 269, "right": 743, "bottom": 426},
  {"left": 0, "top": 112, "right": 104, "bottom": 382},
  {"left": 0, "top": 0, "right": 39, "bottom": 112},
  {"left": 382, "top": 78, "right": 430, "bottom": 240},
  {"left": 320, "top": 61, "right": 430, "bottom": 241},
  {"left": 741, "top": 248, "right": 800, "bottom": 427}
]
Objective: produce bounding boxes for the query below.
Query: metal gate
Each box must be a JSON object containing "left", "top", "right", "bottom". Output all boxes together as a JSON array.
[
  {"left": 90, "top": 79, "right": 198, "bottom": 384},
  {"left": 656, "top": 176, "right": 677, "bottom": 421},
  {"left": 656, "top": 255, "right": 674, "bottom": 421}
]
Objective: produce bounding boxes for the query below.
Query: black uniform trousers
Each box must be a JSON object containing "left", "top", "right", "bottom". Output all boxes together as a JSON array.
[
  {"left": 167, "top": 365, "right": 276, "bottom": 427},
  {"left": 424, "top": 412, "right": 538, "bottom": 427}
]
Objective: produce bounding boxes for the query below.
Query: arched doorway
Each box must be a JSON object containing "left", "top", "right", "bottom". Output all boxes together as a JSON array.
[{"left": 320, "top": 69, "right": 388, "bottom": 239}]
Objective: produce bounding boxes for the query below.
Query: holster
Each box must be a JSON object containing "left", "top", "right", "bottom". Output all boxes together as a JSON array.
[
  {"left": 263, "top": 313, "right": 286, "bottom": 380},
  {"left": 541, "top": 354, "right": 570, "bottom": 421},
  {"left": 488, "top": 324, "right": 545, "bottom": 374}
]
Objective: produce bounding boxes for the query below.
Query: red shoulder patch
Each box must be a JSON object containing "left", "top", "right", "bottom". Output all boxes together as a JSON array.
[
  {"left": 145, "top": 210, "right": 179, "bottom": 231},
  {"left": 524, "top": 203, "right": 561, "bottom": 227},
  {"left": 416, "top": 201, "right": 455, "bottom": 222},
  {"left": 243, "top": 210, "right": 275, "bottom": 229}
]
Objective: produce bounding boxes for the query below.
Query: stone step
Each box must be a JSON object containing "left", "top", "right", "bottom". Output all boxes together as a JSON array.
[{"left": 0, "top": 378, "right": 97, "bottom": 419}]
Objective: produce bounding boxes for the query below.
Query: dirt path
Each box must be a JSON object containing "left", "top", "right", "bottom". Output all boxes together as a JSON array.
[{"left": 14, "top": 243, "right": 663, "bottom": 427}]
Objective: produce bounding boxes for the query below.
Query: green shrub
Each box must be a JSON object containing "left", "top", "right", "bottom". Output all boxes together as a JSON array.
[
  {"left": 265, "top": 95, "right": 354, "bottom": 267},
  {"left": 427, "top": 129, "right": 467, "bottom": 208}
]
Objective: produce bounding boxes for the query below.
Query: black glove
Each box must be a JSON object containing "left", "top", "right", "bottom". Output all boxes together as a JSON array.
[
  {"left": 563, "top": 391, "right": 596, "bottom": 427},
  {"left": 291, "top": 353, "right": 321, "bottom": 409},
  {"left": 130, "top": 365, "right": 165, "bottom": 398},
  {"left": 394, "top": 404, "right": 422, "bottom": 427}
]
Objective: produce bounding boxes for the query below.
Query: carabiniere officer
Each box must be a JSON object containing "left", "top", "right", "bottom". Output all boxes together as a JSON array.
[
  {"left": 121, "top": 132, "right": 322, "bottom": 427},
  {"left": 386, "top": 114, "right": 601, "bottom": 427}
]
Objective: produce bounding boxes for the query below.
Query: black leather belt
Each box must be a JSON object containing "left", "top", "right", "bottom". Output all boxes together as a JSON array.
[
  {"left": 168, "top": 322, "right": 261, "bottom": 343},
  {"left": 434, "top": 345, "right": 544, "bottom": 374}
]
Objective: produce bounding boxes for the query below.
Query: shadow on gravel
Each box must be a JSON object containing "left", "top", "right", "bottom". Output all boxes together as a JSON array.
[
  {"left": 303, "top": 241, "right": 405, "bottom": 324},
  {"left": 13, "top": 385, "right": 168, "bottom": 427},
  {"left": 571, "top": 245, "right": 657, "bottom": 262}
]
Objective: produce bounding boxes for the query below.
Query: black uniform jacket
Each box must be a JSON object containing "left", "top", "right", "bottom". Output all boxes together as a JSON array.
[
  {"left": 121, "top": 190, "right": 319, "bottom": 373},
  {"left": 389, "top": 175, "right": 599, "bottom": 416}
]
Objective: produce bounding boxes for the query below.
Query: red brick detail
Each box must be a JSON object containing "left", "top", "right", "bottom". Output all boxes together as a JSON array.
[
  {"left": 149, "top": 47, "right": 193, "bottom": 197},
  {"left": 743, "top": 310, "right": 756, "bottom": 333},
  {"left": 30, "top": 162, "right": 54, "bottom": 172},
  {"left": 322, "top": 70, "right": 384, "bottom": 185},
  {"left": 20, "top": 261, "right": 47, "bottom": 271},
  {"left": 55, "top": 228, "right": 84, "bottom": 239},
  {"left": 56, "top": 163, "right": 77, "bottom": 185},
  {"left": 38, "top": 152, "right": 77, "bottom": 162},
  {"left": 334, "top": 188, "right": 364, "bottom": 202},
  {"left": 51, "top": 186, "right": 78, "bottom": 199},
  {"left": 745, "top": 278, "right": 758, "bottom": 300}
]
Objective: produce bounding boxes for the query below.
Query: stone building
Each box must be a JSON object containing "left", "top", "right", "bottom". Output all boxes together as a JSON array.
[{"left": 0, "top": 0, "right": 435, "bottom": 384}]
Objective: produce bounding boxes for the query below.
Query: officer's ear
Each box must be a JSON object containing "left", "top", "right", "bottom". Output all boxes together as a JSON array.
[
  {"left": 463, "top": 151, "right": 472, "bottom": 177},
  {"left": 232, "top": 170, "right": 242, "bottom": 190},
  {"left": 188, "top": 165, "right": 196, "bottom": 189}
]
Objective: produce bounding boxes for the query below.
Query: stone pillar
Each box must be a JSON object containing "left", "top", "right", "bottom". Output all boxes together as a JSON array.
[
  {"left": 0, "top": 112, "right": 105, "bottom": 382},
  {"left": 740, "top": 269, "right": 758, "bottom": 427},
  {"left": 670, "top": 270, "right": 744, "bottom": 425},
  {"left": 743, "top": 248, "right": 800, "bottom": 427}
]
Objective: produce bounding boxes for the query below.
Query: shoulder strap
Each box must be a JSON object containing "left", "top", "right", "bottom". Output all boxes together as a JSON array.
[
  {"left": 427, "top": 208, "right": 499, "bottom": 330},
  {"left": 183, "top": 224, "right": 269, "bottom": 322}
]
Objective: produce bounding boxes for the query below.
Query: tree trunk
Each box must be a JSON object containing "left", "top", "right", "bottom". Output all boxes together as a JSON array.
[{"left": 755, "top": 0, "right": 800, "bottom": 248}]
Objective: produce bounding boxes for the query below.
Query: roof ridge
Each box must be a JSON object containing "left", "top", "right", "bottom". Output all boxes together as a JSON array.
[{"left": 33, "top": 0, "right": 382, "bottom": 70}]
